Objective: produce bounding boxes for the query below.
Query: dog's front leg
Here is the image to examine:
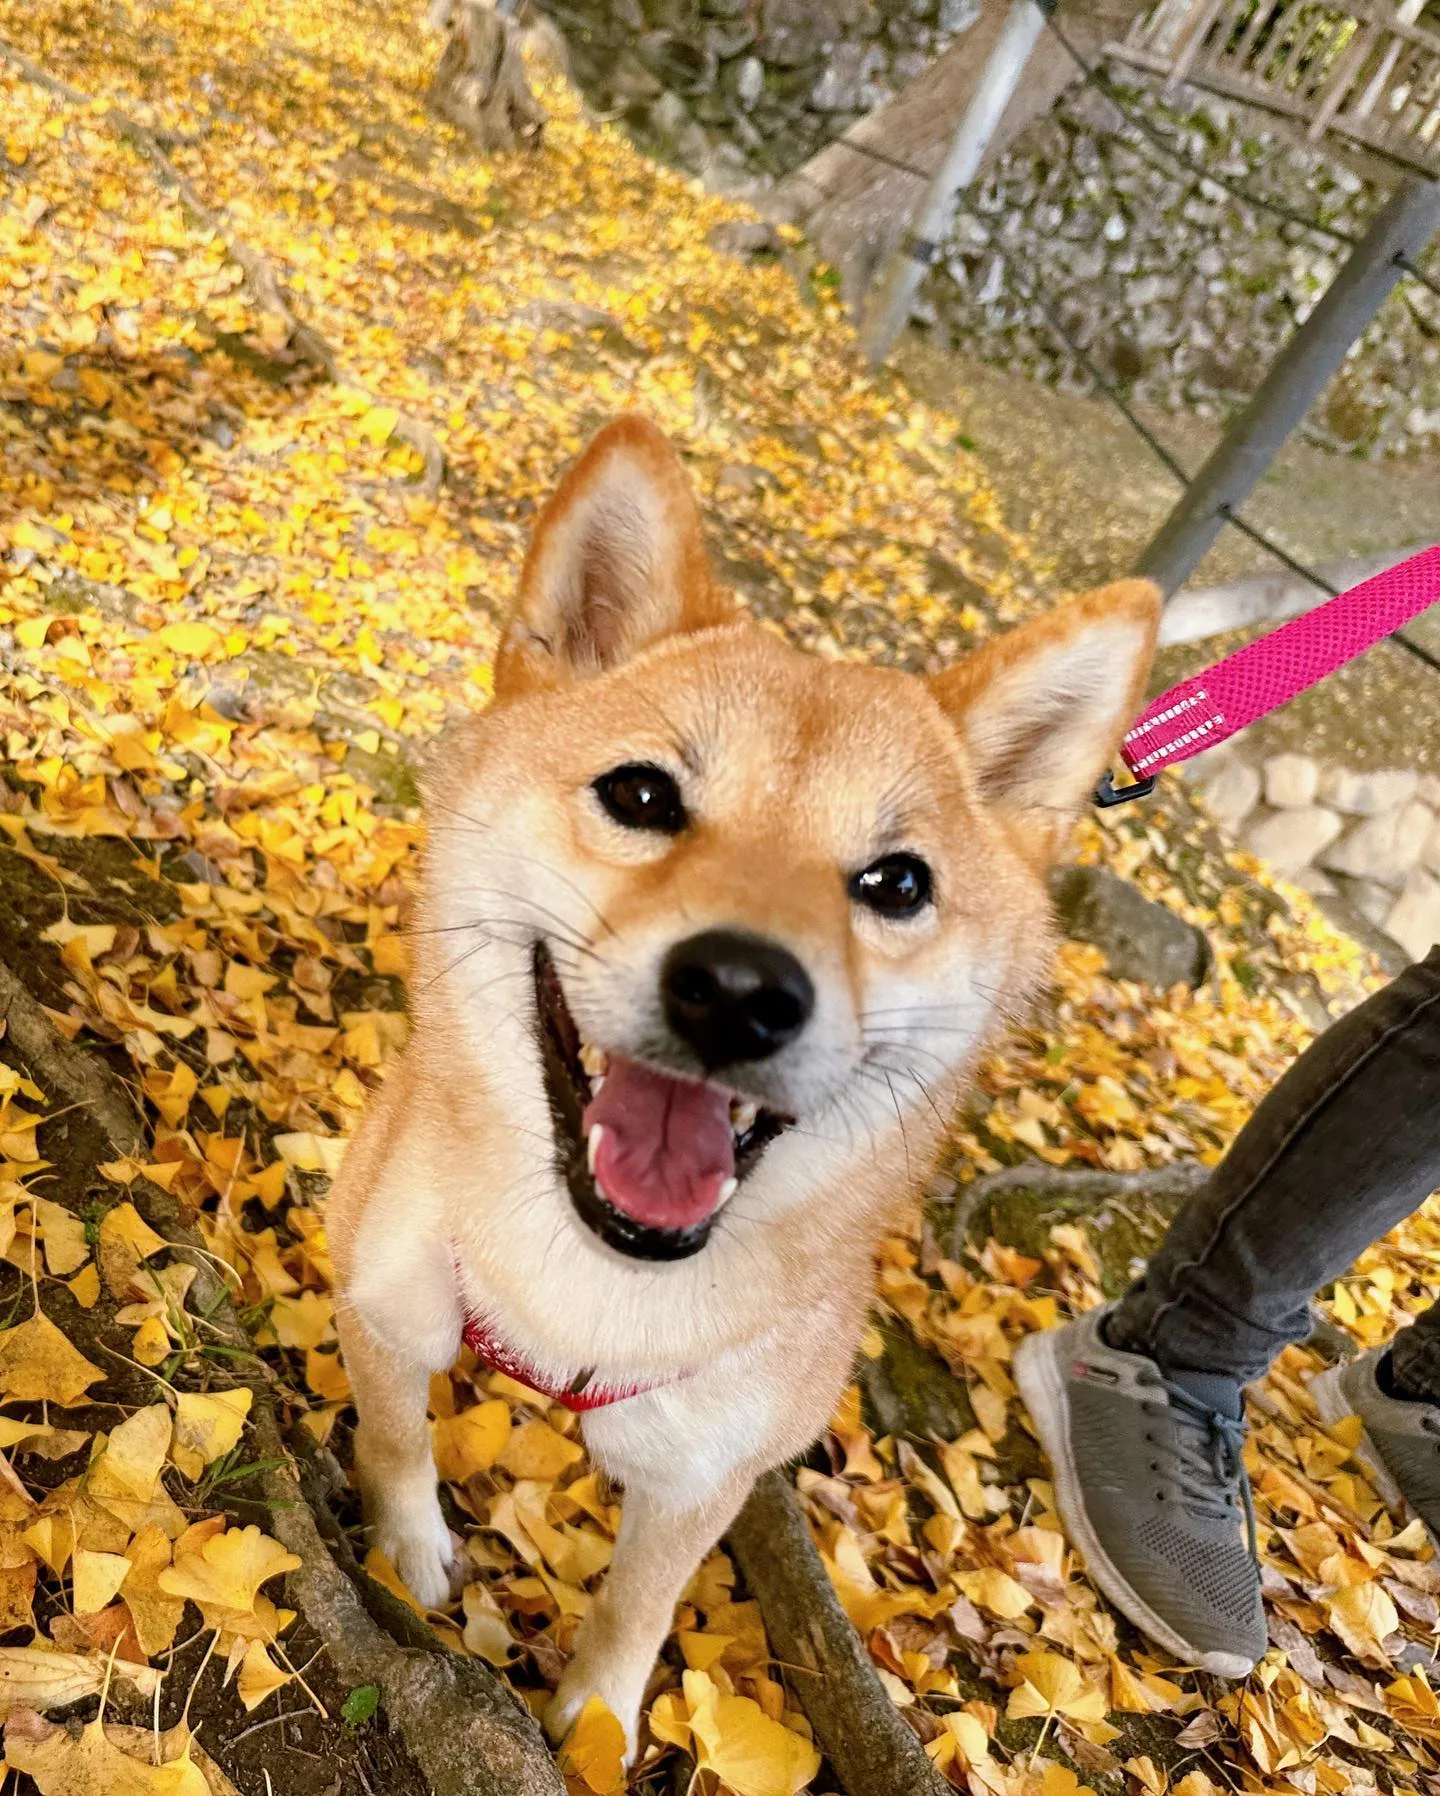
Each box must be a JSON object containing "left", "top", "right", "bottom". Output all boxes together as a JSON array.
[
  {"left": 544, "top": 1466, "right": 753, "bottom": 1757},
  {"left": 336, "top": 1237, "right": 462, "bottom": 1610}
]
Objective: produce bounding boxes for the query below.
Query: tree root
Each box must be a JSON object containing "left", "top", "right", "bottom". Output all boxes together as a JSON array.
[
  {"left": 944, "top": 1160, "right": 1211, "bottom": 1258},
  {"left": 0, "top": 38, "right": 447, "bottom": 498},
  {"left": 0, "top": 959, "right": 564, "bottom": 1796},
  {"left": 729, "top": 1472, "right": 950, "bottom": 1796}
]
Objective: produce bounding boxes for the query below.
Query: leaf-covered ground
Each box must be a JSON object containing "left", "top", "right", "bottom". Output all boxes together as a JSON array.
[{"left": 0, "top": 3, "right": 1434, "bottom": 1794}]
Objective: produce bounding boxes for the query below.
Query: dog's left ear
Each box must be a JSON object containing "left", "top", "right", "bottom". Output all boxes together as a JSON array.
[
  {"left": 494, "top": 416, "right": 733, "bottom": 697},
  {"left": 929, "top": 579, "right": 1161, "bottom": 855}
]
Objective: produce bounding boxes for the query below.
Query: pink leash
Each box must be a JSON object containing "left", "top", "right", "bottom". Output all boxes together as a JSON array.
[{"left": 1098, "top": 544, "right": 1440, "bottom": 805}]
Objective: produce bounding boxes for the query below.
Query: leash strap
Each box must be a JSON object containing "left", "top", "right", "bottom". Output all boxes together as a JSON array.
[{"left": 1097, "top": 543, "right": 1440, "bottom": 805}]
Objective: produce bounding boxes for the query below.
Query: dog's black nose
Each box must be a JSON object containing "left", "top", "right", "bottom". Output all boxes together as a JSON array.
[{"left": 662, "top": 930, "right": 815, "bottom": 1070}]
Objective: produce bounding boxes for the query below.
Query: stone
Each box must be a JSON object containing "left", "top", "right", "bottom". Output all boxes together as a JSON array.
[
  {"left": 1196, "top": 757, "right": 1261, "bottom": 834},
  {"left": 808, "top": 42, "right": 886, "bottom": 111},
  {"left": 606, "top": 51, "right": 665, "bottom": 103},
  {"left": 1263, "top": 753, "right": 1319, "bottom": 810},
  {"left": 1321, "top": 801, "right": 1435, "bottom": 888},
  {"left": 1289, "top": 866, "right": 1336, "bottom": 898},
  {"left": 937, "top": 0, "right": 977, "bottom": 32},
  {"left": 1385, "top": 869, "right": 1440, "bottom": 962},
  {"left": 1331, "top": 874, "right": 1397, "bottom": 929},
  {"left": 705, "top": 17, "right": 757, "bottom": 55},
  {"left": 758, "top": 0, "right": 832, "bottom": 64},
  {"left": 1242, "top": 805, "right": 1344, "bottom": 876},
  {"left": 645, "top": 0, "right": 701, "bottom": 27},
  {"left": 734, "top": 55, "right": 764, "bottom": 107},
  {"left": 1320, "top": 765, "right": 1419, "bottom": 816},
  {"left": 1049, "top": 865, "right": 1210, "bottom": 989}
]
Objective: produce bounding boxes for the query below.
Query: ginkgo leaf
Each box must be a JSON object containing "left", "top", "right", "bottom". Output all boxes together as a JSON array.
[
  {"left": 560, "top": 1694, "right": 626, "bottom": 1795},
  {"left": 170, "top": 1388, "right": 253, "bottom": 1480},
  {"left": 269, "top": 1292, "right": 334, "bottom": 1350},
  {"left": 1007, "top": 1651, "right": 1111, "bottom": 1724},
  {"left": 97, "top": 1203, "right": 169, "bottom": 1300},
  {"left": 32, "top": 1201, "right": 90, "bottom": 1277},
  {"left": 461, "top": 1583, "right": 516, "bottom": 1665},
  {"left": 0, "top": 1419, "right": 87, "bottom": 1458},
  {"left": 131, "top": 1317, "right": 172, "bottom": 1367},
  {"left": 66, "top": 1264, "right": 100, "bottom": 1310},
  {"left": 87, "top": 1405, "right": 172, "bottom": 1503},
  {"left": 359, "top": 406, "right": 400, "bottom": 445},
  {"left": 955, "top": 1567, "right": 1034, "bottom": 1620},
  {"left": 681, "top": 1669, "right": 820, "bottom": 1796},
  {"left": 157, "top": 1523, "right": 301, "bottom": 1619},
  {"left": 0, "top": 1646, "right": 158, "bottom": 1716},
  {"left": 156, "top": 620, "right": 224, "bottom": 660},
  {"left": 22, "top": 1515, "right": 75, "bottom": 1578},
  {"left": 1327, "top": 1580, "right": 1400, "bottom": 1662},
  {"left": 0, "top": 1315, "right": 103, "bottom": 1404},
  {"left": 499, "top": 1418, "right": 584, "bottom": 1480},
  {"left": 72, "top": 1549, "right": 132, "bottom": 1615},
  {"left": 432, "top": 1400, "right": 510, "bottom": 1482},
  {"left": 120, "top": 1526, "right": 186, "bottom": 1658},
  {"left": 235, "top": 1640, "right": 291, "bottom": 1712},
  {"left": 3, "top": 1711, "right": 208, "bottom": 1794}
]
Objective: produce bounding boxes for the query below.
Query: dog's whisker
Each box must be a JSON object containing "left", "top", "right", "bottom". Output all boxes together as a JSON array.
[
  {"left": 436, "top": 890, "right": 607, "bottom": 965},
  {"left": 425, "top": 806, "right": 620, "bottom": 938}
]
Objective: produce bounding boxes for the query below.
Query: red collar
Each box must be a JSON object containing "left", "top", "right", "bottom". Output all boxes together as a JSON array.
[{"left": 459, "top": 1312, "right": 661, "bottom": 1413}]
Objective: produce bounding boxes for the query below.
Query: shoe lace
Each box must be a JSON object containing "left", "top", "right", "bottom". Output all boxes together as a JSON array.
[{"left": 1143, "top": 1375, "right": 1258, "bottom": 1561}]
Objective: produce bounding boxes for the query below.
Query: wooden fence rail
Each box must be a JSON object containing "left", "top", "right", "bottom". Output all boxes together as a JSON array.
[{"left": 1106, "top": 0, "right": 1440, "bottom": 171}]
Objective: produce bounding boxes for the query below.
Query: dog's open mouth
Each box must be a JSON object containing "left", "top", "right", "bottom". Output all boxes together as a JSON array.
[{"left": 533, "top": 944, "right": 786, "bottom": 1261}]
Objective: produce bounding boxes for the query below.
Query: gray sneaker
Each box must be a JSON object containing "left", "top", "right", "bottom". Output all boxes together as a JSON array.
[
  {"left": 1013, "top": 1306, "right": 1265, "bottom": 1677},
  {"left": 1312, "top": 1348, "right": 1440, "bottom": 1534}
]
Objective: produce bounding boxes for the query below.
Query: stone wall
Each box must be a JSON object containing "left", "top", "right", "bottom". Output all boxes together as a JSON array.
[
  {"left": 549, "top": 0, "right": 978, "bottom": 184},
  {"left": 1185, "top": 747, "right": 1440, "bottom": 960},
  {"left": 921, "top": 74, "right": 1440, "bottom": 458},
  {"left": 549, "top": 0, "right": 1440, "bottom": 458}
]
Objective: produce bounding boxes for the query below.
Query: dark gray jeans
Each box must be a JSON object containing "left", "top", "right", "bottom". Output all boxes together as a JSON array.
[{"left": 1108, "top": 945, "right": 1440, "bottom": 1393}]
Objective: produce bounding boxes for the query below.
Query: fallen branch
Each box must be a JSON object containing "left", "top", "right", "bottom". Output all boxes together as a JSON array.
[
  {"left": 729, "top": 1471, "right": 950, "bottom": 1796},
  {"left": 0, "top": 38, "right": 447, "bottom": 498},
  {"left": 945, "top": 1160, "right": 1210, "bottom": 1258},
  {"left": 0, "top": 959, "right": 564, "bottom": 1796}
]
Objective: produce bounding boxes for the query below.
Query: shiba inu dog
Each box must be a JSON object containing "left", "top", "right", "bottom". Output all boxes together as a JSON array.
[{"left": 329, "top": 416, "right": 1159, "bottom": 1753}]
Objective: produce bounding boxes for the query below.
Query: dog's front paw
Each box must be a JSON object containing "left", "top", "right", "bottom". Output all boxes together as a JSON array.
[
  {"left": 372, "top": 1485, "right": 459, "bottom": 1611},
  {"left": 545, "top": 1660, "right": 642, "bottom": 1764}
]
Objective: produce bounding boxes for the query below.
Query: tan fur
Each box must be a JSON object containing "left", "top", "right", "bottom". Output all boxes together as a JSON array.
[{"left": 330, "top": 417, "right": 1159, "bottom": 1754}]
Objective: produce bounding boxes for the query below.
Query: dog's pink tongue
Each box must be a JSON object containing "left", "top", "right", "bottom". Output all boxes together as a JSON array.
[{"left": 582, "top": 1057, "right": 734, "bottom": 1231}]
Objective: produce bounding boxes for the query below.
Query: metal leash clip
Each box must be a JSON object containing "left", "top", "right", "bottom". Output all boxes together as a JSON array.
[{"left": 1094, "top": 769, "right": 1157, "bottom": 807}]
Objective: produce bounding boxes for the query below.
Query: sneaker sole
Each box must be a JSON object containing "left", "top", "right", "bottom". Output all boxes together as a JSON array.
[
  {"left": 1309, "top": 1362, "right": 1411, "bottom": 1517},
  {"left": 1013, "top": 1327, "right": 1259, "bottom": 1680}
]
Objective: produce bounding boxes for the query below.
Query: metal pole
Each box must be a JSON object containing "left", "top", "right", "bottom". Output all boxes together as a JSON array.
[
  {"left": 861, "top": 0, "right": 1051, "bottom": 367},
  {"left": 1136, "top": 174, "right": 1440, "bottom": 598}
]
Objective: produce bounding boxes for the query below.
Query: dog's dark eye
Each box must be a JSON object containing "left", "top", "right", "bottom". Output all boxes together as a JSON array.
[
  {"left": 593, "top": 763, "right": 687, "bottom": 834},
  {"left": 849, "top": 853, "right": 932, "bottom": 917}
]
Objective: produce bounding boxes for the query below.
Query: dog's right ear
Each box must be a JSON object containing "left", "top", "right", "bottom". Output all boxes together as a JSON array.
[{"left": 493, "top": 417, "right": 733, "bottom": 698}]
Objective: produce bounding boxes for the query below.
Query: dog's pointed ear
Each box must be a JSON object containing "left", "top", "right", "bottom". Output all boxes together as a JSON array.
[
  {"left": 928, "top": 579, "right": 1161, "bottom": 855},
  {"left": 494, "top": 417, "right": 733, "bottom": 697}
]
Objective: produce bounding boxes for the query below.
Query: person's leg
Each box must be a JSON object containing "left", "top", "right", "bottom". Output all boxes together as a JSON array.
[
  {"left": 1015, "top": 945, "right": 1440, "bottom": 1674},
  {"left": 1107, "top": 944, "right": 1440, "bottom": 1386},
  {"left": 1388, "top": 1292, "right": 1440, "bottom": 1401}
]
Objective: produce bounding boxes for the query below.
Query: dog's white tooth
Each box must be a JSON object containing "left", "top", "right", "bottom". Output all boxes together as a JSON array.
[
  {"left": 729, "top": 1099, "right": 758, "bottom": 1135},
  {"left": 579, "top": 1042, "right": 609, "bottom": 1079},
  {"left": 591, "top": 1074, "right": 605, "bottom": 1095},
  {"left": 718, "top": 1177, "right": 738, "bottom": 1206},
  {"left": 586, "top": 1124, "right": 605, "bottom": 1175}
]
